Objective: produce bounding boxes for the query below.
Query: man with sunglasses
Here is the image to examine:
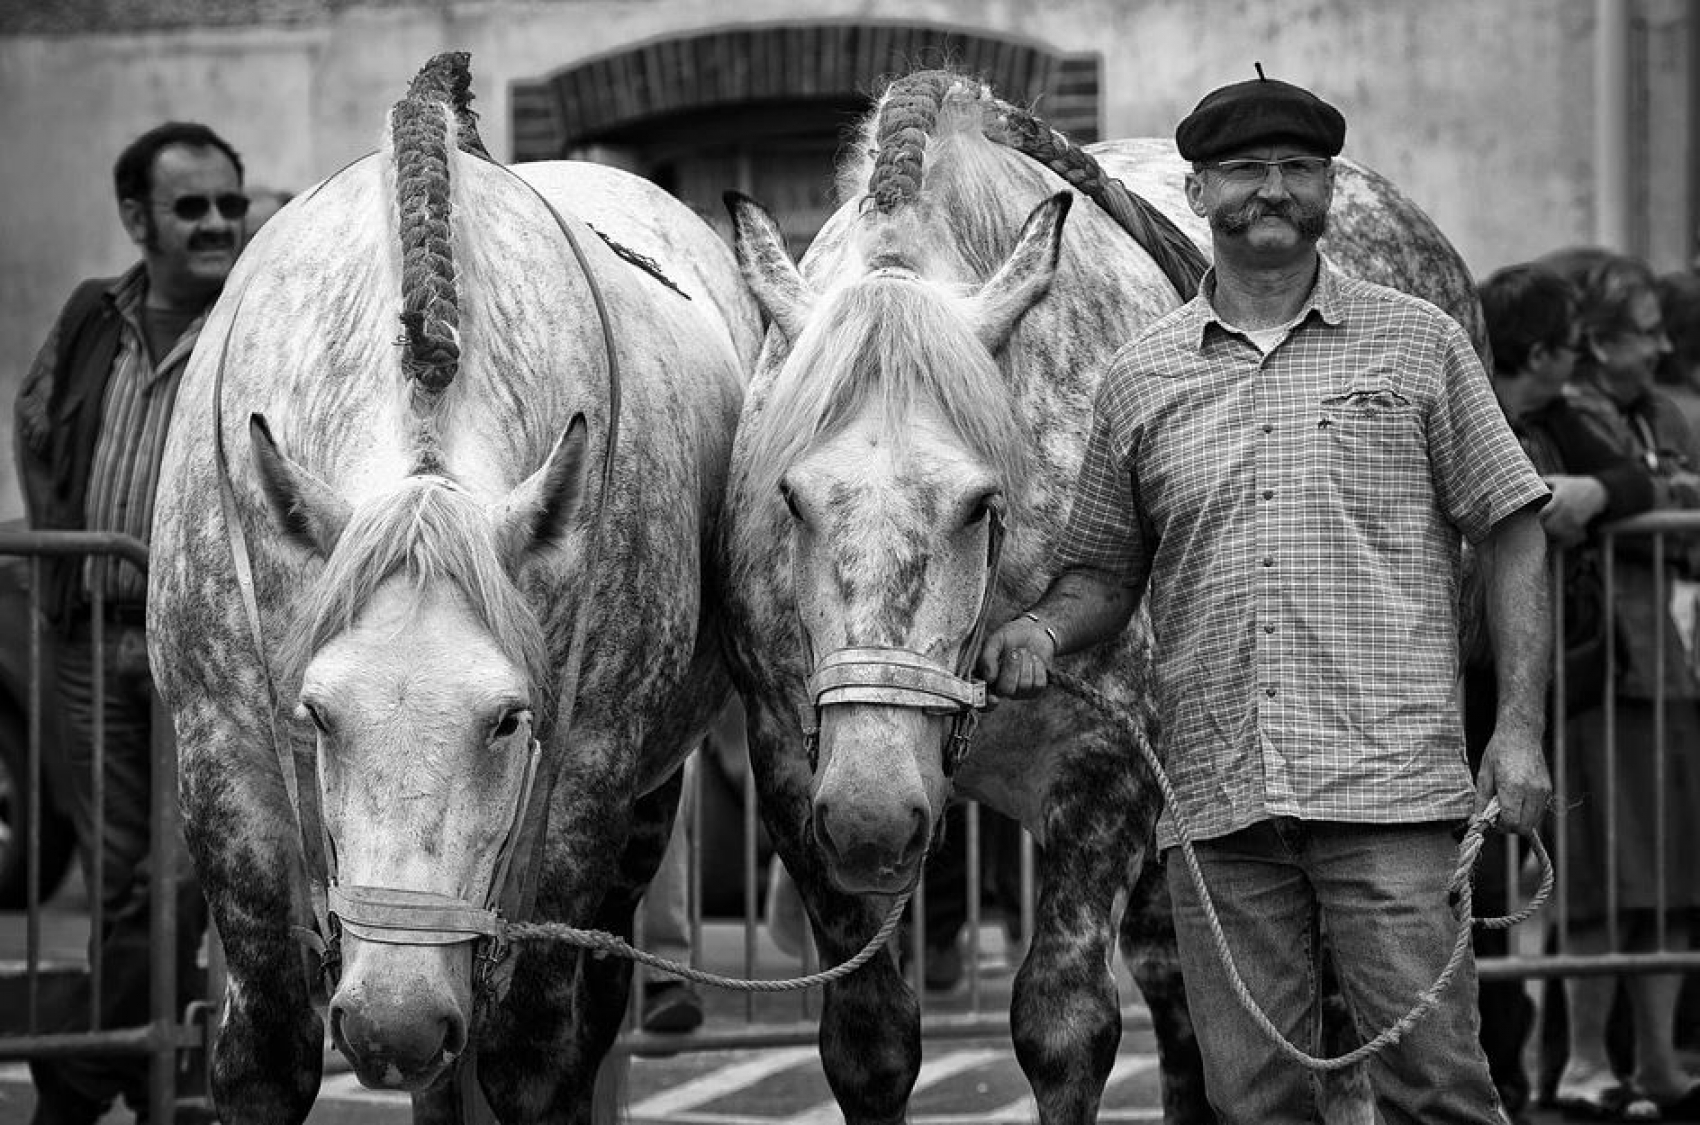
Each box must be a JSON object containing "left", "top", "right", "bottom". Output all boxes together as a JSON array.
[
  {"left": 980, "top": 71, "right": 1553, "bottom": 1123},
  {"left": 13, "top": 120, "right": 244, "bottom": 1125}
]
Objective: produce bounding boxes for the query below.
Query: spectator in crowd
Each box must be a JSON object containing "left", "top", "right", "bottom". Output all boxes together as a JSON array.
[
  {"left": 1471, "top": 262, "right": 1658, "bottom": 1121},
  {"left": 979, "top": 71, "right": 1551, "bottom": 1124},
  {"left": 1655, "top": 270, "right": 1700, "bottom": 437},
  {"left": 1533, "top": 246, "right": 1700, "bottom": 1122},
  {"left": 12, "top": 121, "right": 245, "bottom": 1125}
]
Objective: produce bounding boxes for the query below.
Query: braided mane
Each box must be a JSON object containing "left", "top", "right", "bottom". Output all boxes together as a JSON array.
[
  {"left": 389, "top": 51, "right": 495, "bottom": 470},
  {"left": 863, "top": 68, "right": 1207, "bottom": 301}
]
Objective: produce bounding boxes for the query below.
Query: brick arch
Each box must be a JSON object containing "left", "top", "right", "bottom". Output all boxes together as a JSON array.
[{"left": 510, "top": 21, "right": 1101, "bottom": 161}]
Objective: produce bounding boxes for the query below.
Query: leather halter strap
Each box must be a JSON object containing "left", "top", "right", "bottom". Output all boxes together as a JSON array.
[
  {"left": 806, "top": 647, "right": 987, "bottom": 712},
  {"left": 797, "top": 505, "right": 1005, "bottom": 775}
]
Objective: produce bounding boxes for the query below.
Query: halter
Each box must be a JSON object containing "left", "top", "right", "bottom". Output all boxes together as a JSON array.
[
  {"left": 796, "top": 502, "right": 1005, "bottom": 777},
  {"left": 209, "top": 155, "right": 624, "bottom": 1003}
]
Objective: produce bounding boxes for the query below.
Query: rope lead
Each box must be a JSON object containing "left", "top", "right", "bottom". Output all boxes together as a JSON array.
[{"left": 1048, "top": 666, "right": 1553, "bottom": 1071}]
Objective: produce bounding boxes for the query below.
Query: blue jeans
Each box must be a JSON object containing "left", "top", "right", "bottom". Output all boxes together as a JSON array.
[{"left": 1164, "top": 819, "right": 1506, "bottom": 1125}]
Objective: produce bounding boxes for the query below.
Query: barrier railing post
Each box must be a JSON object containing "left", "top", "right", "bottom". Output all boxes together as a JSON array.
[{"left": 0, "top": 529, "right": 200, "bottom": 1116}]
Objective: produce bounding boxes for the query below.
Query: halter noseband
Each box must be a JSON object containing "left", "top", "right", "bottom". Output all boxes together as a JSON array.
[{"left": 797, "top": 504, "right": 1005, "bottom": 777}]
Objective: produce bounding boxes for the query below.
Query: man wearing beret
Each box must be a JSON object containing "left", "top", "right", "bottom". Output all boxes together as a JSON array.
[{"left": 979, "top": 71, "right": 1552, "bottom": 1123}]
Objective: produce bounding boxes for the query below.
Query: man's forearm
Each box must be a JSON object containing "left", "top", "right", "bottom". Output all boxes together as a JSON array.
[
  {"left": 1025, "top": 568, "right": 1143, "bottom": 656},
  {"left": 1484, "top": 508, "right": 1552, "bottom": 737}
]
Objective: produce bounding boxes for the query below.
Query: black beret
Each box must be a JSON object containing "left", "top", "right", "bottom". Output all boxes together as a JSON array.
[{"left": 1175, "top": 71, "right": 1345, "bottom": 163}]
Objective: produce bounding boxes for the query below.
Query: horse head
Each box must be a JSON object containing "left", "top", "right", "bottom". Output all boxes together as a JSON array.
[
  {"left": 726, "top": 102, "right": 1071, "bottom": 894},
  {"left": 249, "top": 412, "right": 588, "bottom": 1089}
]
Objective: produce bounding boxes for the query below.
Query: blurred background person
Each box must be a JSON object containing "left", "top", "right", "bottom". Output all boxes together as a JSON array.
[
  {"left": 1471, "top": 262, "right": 1657, "bottom": 1121},
  {"left": 12, "top": 120, "right": 244, "bottom": 1125},
  {"left": 1535, "top": 246, "right": 1700, "bottom": 1122}
]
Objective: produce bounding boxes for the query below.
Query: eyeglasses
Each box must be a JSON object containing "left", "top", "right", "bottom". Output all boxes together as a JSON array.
[
  {"left": 154, "top": 193, "right": 251, "bottom": 222},
  {"left": 1204, "top": 157, "right": 1332, "bottom": 184}
]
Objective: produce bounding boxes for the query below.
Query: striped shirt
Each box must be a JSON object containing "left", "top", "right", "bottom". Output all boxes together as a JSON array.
[
  {"left": 1059, "top": 258, "right": 1549, "bottom": 848},
  {"left": 82, "top": 265, "right": 209, "bottom": 605}
]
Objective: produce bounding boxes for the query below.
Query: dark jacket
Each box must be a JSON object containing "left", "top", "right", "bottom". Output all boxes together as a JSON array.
[{"left": 14, "top": 276, "right": 126, "bottom": 625}]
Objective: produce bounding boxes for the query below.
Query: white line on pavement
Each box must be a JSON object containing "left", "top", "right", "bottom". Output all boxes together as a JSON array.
[
  {"left": 981, "top": 1051, "right": 1162, "bottom": 1121},
  {"left": 782, "top": 1048, "right": 1004, "bottom": 1125},
  {"left": 629, "top": 1045, "right": 818, "bottom": 1117}
]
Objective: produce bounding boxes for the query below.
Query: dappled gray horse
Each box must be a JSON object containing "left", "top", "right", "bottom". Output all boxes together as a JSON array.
[{"left": 148, "top": 53, "right": 757, "bottom": 1123}]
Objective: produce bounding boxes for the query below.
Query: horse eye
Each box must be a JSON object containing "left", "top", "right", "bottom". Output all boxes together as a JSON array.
[
  {"left": 779, "top": 482, "right": 803, "bottom": 522},
  {"left": 492, "top": 710, "right": 528, "bottom": 740},
  {"left": 966, "top": 493, "right": 1001, "bottom": 527},
  {"left": 295, "top": 701, "right": 331, "bottom": 735}
]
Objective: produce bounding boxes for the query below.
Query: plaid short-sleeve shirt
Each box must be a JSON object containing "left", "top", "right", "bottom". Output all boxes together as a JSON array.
[{"left": 1059, "top": 258, "right": 1549, "bottom": 848}]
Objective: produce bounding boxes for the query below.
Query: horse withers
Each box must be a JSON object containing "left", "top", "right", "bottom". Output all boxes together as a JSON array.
[
  {"left": 147, "top": 54, "right": 757, "bottom": 1122},
  {"left": 720, "top": 71, "right": 1485, "bottom": 1125}
]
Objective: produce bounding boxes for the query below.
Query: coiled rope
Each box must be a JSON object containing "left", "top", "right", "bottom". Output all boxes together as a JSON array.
[{"left": 1047, "top": 666, "right": 1552, "bottom": 1070}]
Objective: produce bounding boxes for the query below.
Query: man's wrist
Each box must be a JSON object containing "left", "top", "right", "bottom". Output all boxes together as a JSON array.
[{"left": 1020, "top": 611, "right": 1061, "bottom": 654}]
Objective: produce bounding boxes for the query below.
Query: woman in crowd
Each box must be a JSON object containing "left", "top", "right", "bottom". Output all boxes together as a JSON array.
[{"left": 1538, "top": 246, "right": 1700, "bottom": 1122}]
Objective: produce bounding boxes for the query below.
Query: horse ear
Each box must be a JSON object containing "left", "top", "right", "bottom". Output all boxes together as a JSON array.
[
  {"left": 495, "top": 413, "right": 590, "bottom": 566},
  {"left": 248, "top": 413, "right": 351, "bottom": 558},
  {"left": 724, "top": 190, "right": 815, "bottom": 343},
  {"left": 964, "top": 191, "right": 1073, "bottom": 354}
]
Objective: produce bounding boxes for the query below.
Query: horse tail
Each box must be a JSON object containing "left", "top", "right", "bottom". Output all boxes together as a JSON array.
[
  {"left": 390, "top": 51, "right": 489, "bottom": 403},
  {"left": 987, "top": 102, "right": 1210, "bottom": 303},
  {"left": 866, "top": 69, "right": 961, "bottom": 215}
]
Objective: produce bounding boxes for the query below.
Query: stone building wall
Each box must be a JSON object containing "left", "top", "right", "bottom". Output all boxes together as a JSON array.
[{"left": 0, "top": 0, "right": 1689, "bottom": 517}]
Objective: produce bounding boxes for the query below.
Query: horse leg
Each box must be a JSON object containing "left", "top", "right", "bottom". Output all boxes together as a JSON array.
[
  {"left": 742, "top": 698, "right": 920, "bottom": 1124},
  {"left": 1119, "top": 853, "right": 1217, "bottom": 1125},
  {"left": 807, "top": 872, "right": 921, "bottom": 1125},
  {"left": 179, "top": 738, "right": 323, "bottom": 1125},
  {"left": 477, "top": 766, "right": 681, "bottom": 1124},
  {"left": 1010, "top": 837, "right": 1123, "bottom": 1124}
]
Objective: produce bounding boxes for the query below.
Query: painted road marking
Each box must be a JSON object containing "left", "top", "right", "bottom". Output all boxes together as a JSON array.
[
  {"left": 782, "top": 1048, "right": 1004, "bottom": 1125},
  {"left": 629, "top": 1045, "right": 818, "bottom": 1117}
]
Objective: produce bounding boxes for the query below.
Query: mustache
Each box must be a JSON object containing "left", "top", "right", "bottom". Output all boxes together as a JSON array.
[
  {"left": 188, "top": 231, "right": 236, "bottom": 251},
  {"left": 1213, "top": 201, "right": 1329, "bottom": 241}
]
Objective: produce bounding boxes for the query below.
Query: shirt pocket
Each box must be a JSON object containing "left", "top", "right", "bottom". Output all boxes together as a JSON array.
[{"left": 1310, "top": 383, "right": 1427, "bottom": 545}]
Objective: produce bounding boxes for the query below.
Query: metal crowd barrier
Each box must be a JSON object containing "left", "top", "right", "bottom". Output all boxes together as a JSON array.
[
  {"left": 1479, "top": 510, "right": 1700, "bottom": 984},
  {"left": 0, "top": 529, "right": 202, "bottom": 1125}
]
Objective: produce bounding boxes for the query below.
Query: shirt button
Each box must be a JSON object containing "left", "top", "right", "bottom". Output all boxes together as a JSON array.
[
  {"left": 1261, "top": 423, "right": 1275, "bottom": 434},
  {"left": 1264, "top": 623, "right": 1276, "bottom": 634},
  {"left": 1262, "top": 556, "right": 1275, "bottom": 567},
  {"left": 1265, "top": 686, "right": 1277, "bottom": 698},
  {"left": 1262, "top": 489, "right": 1275, "bottom": 500}
]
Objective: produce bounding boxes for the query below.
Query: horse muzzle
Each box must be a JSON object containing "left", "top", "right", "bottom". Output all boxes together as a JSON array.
[{"left": 329, "top": 935, "right": 471, "bottom": 1091}]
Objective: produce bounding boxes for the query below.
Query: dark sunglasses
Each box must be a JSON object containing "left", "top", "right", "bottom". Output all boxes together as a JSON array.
[{"left": 155, "top": 193, "right": 251, "bottom": 222}]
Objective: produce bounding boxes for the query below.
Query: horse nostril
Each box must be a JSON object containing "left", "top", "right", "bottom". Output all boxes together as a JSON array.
[
  {"left": 905, "top": 808, "right": 929, "bottom": 864},
  {"left": 329, "top": 1003, "right": 349, "bottom": 1053},
  {"left": 813, "top": 802, "right": 834, "bottom": 849},
  {"left": 441, "top": 1012, "right": 467, "bottom": 1059}
]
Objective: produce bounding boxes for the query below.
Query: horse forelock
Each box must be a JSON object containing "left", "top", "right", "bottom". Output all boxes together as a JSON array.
[
  {"left": 732, "top": 271, "right": 1030, "bottom": 565},
  {"left": 281, "top": 478, "right": 553, "bottom": 719}
]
